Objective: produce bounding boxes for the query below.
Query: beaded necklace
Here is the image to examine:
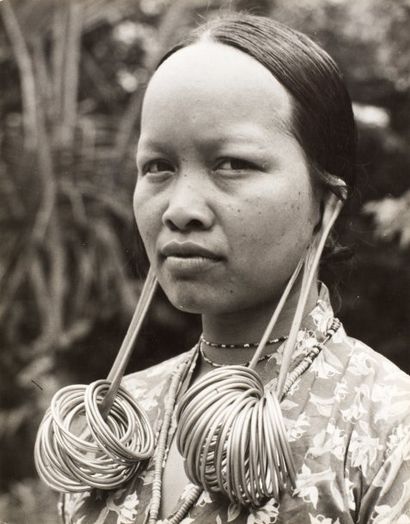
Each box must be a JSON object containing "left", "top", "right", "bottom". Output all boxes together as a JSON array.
[
  {"left": 147, "top": 318, "right": 341, "bottom": 524},
  {"left": 200, "top": 334, "right": 288, "bottom": 349},
  {"left": 199, "top": 337, "right": 288, "bottom": 368}
]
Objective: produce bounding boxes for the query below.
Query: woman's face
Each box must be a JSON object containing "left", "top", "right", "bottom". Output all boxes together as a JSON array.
[{"left": 134, "top": 42, "right": 321, "bottom": 315}]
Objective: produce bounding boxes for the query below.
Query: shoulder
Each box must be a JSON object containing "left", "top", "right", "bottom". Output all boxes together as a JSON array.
[
  {"left": 320, "top": 327, "right": 410, "bottom": 422},
  {"left": 310, "top": 283, "right": 410, "bottom": 392},
  {"left": 325, "top": 331, "right": 410, "bottom": 471},
  {"left": 343, "top": 334, "right": 410, "bottom": 435},
  {"left": 340, "top": 333, "right": 410, "bottom": 395},
  {"left": 299, "top": 325, "right": 410, "bottom": 468},
  {"left": 337, "top": 338, "right": 410, "bottom": 521},
  {"left": 287, "top": 328, "right": 410, "bottom": 518},
  {"left": 308, "top": 314, "right": 410, "bottom": 392}
]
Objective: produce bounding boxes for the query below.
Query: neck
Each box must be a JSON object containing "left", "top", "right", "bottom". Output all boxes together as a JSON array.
[
  {"left": 196, "top": 278, "right": 319, "bottom": 373},
  {"left": 201, "top": 277, "right": 319, "bottom": 348}
]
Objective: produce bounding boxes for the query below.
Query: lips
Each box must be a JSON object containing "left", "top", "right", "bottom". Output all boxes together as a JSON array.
[{"left": 160, "top": 241, "right": 222, "bottom": 260}]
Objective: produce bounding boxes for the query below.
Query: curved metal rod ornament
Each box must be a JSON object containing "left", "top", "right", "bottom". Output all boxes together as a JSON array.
[
  {"left": 34, "top": 192, "right": 344, "bottom": 504},
  {"left": 34, "top": 268, "right": 157, "bottom": 492},
  {"left": 175, "top": 194, "right": 344, "bottom": 507}
]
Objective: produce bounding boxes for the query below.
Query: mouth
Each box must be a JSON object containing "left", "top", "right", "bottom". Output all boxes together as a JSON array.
[
  {"left": 160, "top": 241, "right": 223, "bottom": 261},
  {"left": 159, "top": 241, "right": 224, "bottom": 275}
]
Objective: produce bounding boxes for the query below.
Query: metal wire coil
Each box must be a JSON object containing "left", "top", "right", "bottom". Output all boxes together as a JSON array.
[
  {"left": 34, "top": 379, "right": 154, "bottom": 492},
  {"left": 33, "top": 196, "right": 343, "bottom": 506},
  {"left": 176, "top": 365, "right": 296, "bottom": 507},
  {"left": 34, "top": 270, "right": 157, "bottom": 493}
]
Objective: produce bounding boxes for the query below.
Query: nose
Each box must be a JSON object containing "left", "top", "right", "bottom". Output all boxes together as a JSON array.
[{"left": 162, "top": 173, "right": 214, "bottom": 232}]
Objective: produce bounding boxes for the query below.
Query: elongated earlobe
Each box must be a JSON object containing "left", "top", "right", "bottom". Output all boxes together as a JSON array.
[
  {"left": 34, "top": 267, "right": 158, "bottom": 492},
  {"left": 314, "top": 173, "right": 347, "bottom": 234},
  {"left": 276, "top": 191, "right": 344, "bottom": 395},
  {"left": 314, "top": 199, "right": 325, "bottom": 233}
]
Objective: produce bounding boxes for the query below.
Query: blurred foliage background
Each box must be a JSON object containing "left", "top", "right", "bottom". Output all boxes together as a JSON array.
[{"left": 0, "top": 0, "right": 409, "bottom": 521}]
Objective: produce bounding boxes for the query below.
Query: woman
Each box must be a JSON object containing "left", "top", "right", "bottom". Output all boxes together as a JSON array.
[{"left": 58, "top": 13, "right": 410, "bottom": 524}]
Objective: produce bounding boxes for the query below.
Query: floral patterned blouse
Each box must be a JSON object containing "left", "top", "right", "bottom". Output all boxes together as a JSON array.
[{"left": 60, "top": 286, "right": 410, "bottom": 523}]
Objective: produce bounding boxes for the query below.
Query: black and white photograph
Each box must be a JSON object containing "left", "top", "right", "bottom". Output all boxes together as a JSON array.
[{"left": 1, "top": 1, "right": 409, "bottom": 522}]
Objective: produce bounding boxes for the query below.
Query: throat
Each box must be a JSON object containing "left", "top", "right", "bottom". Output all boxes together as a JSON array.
[{"left": 201, "top": 280, "right": 319, "bottom": 347}]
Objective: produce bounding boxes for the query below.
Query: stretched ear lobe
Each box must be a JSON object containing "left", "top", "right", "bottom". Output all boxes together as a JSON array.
[
  {"left": 276, "top": 190, "right": 345, "bottom": 397},
  {"left": 315, "top": 176, "right": 347, "bottom": 233},
  {"left": 314, "top": 199, "right": 325, "bottom": 233},
  {"left": 322, "top": 192, "right": 344, "bottom": 230}
]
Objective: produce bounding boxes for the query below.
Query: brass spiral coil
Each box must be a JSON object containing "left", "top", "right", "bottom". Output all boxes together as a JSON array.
[
  {"left": 34, "top": 380, "right": 154, "bottom": 492},
  {"left": 176, "top": 365, "right": 296, "bottom": 507},
  {"left": 34, "top": 269, "right": 157, "bottom": 493},
  {"left": 34, "top": 194, "right": 344, "bottom": 509},
  {"left": 175, "top": 195, "right": 344, "bottom": 508}
]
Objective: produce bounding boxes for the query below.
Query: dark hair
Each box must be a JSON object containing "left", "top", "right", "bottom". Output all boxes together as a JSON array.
[{"left": 158, "top": 13, "right": 357, "bottom": 199}]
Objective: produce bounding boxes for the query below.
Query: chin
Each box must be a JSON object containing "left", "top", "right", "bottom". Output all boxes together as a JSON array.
[
  {"left": 168, "top": 294, "right": 207, "bottom": 315},
  {"left": 163, "top": 282, "right": 234, "bottom": 315},
  {"left": 160, "top": 281, "right": 206, "bottom": 314}
]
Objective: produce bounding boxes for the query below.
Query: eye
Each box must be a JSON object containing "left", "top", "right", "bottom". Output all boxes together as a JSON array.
[
  {"left": 141, "top": 159, "right": 175, "bottom": 176},
  {"left": 216, "top": 158, "right": 257, "bottom": 172}
]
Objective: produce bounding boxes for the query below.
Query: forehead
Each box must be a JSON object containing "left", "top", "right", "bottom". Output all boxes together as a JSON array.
[{"left": 140, "top": 41, "right": 294, "bottom": 142}]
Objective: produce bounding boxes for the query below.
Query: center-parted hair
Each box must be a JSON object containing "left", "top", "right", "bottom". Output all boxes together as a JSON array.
[{"left": 158, "top": 13, "right": 357, "bottom": 199}]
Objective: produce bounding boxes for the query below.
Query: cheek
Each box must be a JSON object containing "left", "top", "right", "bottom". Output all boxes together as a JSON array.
[
  {"left": 288, "top": 190, "right": 317, "bottom": 229},
  {"left": 229, "top": 188, "right": 318, "bottom": 264},
  {"left": 284, "top": 197, "right": 318, "bottom": 251}
]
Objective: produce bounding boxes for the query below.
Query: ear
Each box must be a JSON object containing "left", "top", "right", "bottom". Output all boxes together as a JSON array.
[
  {"left": 313, "top": 179, "right": 347, "bottom": 234},
  {"left": 314, "top": 199, "right": 324, "bottom": 233},
  {"left": 312, "top": 184, "right": 326, "bottom": 234},
  {"left": 319, "top": 192, "right": 344, "bottom": 235},
  {"left": 312, "top": 172, "right": 347, "bottom": 233},
  {"left": 277, "top": 189, "right": 344, "bottom": 396}
]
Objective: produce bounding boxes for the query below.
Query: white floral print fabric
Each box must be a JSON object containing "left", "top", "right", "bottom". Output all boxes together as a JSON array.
[{"left": 60, "top": 286, "right": 410, "bottom": 523}]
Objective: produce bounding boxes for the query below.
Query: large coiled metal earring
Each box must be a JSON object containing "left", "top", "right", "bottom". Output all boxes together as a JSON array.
[
  {"left": 34, "top": 268, "right": 158, "bottom": 492},
  {"left": 176, "top": 192, "right": 345, "bottom": 508}
]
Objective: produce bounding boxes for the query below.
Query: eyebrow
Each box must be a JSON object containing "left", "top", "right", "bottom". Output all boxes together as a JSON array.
[{"left": 137, "top": 121, "right": 293, "bottom": 153}]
